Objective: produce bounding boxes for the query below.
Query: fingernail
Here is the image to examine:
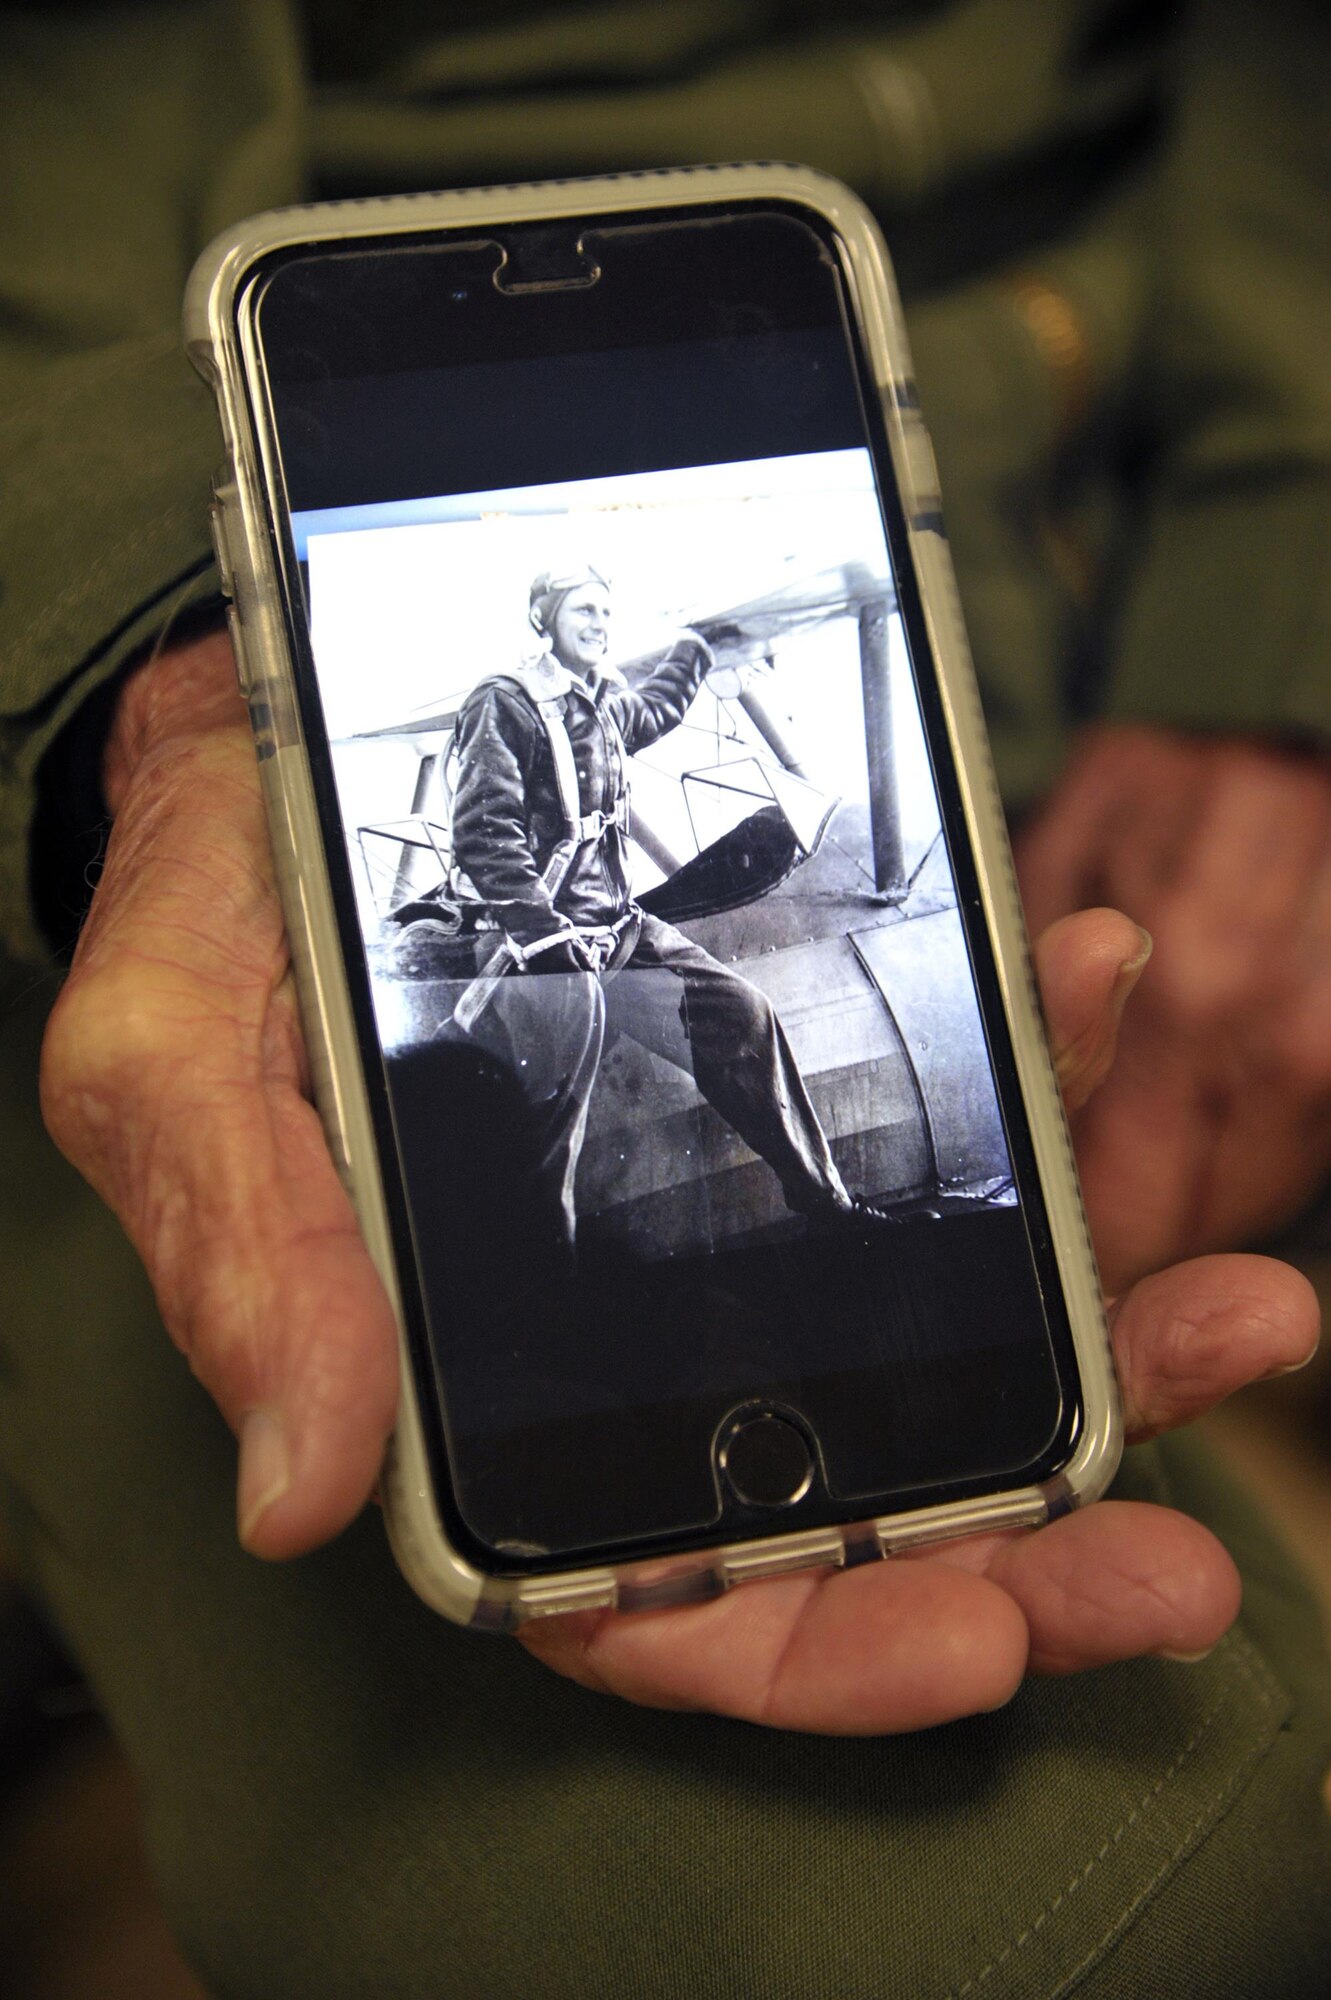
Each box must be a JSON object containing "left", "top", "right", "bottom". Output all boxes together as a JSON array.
[
  {"left": 1156, "top": 1644, "right": 1217, "bottom": 1664},
  {"left": 1264, "top": 1348, "right": 1318, "bottom": 1380},
  {"left": 1125, "top": 925, "right": 1154, "bottom": 972},
  {"left": 1109, "top": 928, "right": 1153, "bottom": 1022},
  {"left": 238, "top": 1408, "right": 291, "bottom": 1548},
  {"left": 1111, "top": 924, "right": 1151, "bottom": 996}
]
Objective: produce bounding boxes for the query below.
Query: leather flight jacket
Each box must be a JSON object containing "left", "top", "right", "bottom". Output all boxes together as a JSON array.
[{"left": 451, "top": 634, "right": 712, "bottom": 950}]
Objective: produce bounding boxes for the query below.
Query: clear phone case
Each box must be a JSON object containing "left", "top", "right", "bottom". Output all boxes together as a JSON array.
[{"left": 184, "top": 164, "right": 1120, "bottom": 1629}]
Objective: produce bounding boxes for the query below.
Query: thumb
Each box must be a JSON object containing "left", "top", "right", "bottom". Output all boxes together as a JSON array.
[{"left": 41, "top": 719, "right": 398, "bottom": 1559}]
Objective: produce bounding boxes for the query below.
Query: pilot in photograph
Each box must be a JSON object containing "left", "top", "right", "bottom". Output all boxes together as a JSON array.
[{"left": 446, "top": 564, "right": 897, "bottom": 1249}]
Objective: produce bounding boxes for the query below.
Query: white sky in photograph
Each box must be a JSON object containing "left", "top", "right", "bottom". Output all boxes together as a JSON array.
[
  {"left": 302, "top": 449, "right": 944, "bottom": 922},
  {"left": 304, "top": 449, "right": 892, "bottom": 740}
]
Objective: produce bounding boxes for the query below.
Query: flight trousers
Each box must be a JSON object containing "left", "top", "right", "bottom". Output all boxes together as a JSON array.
[{"left": 452, "top": 909, "right": 851, "bottom": 1245}]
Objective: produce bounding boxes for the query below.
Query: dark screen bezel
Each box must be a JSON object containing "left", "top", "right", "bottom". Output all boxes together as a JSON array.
[{"left": 237, "top": 197, "right": 1085, "bottom": 1578}]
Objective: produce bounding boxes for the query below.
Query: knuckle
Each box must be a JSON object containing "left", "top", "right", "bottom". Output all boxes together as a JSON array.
[
  {"left": 39, "top": 969, "right": 130, "bottom": 1154},
  {"left": 43, "top": 958, "right": 170, "bottom": 1097},
  {"left": 39, "top": 955, "right": 204, "bottom": 1189}
]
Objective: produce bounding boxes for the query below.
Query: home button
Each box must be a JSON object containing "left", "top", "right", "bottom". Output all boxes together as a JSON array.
[{"left": 720, "top": 1413, "right": 814, "bottom": 1509}]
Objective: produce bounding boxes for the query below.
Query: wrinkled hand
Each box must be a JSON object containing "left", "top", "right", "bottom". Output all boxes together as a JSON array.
[
  {"left": 42, "top": 630, "right": 399, "bottom": 1552},
  {"left": 1017, "top": 725, "right": 1331, "bottom": 1292},
  {"left": 41, "top": 639, "right": 1319, "bottom": 1734}
]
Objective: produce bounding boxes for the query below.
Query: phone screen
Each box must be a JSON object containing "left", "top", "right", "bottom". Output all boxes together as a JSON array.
[{"left": 243, "top": 206, "right": 1081, "bottom": 1566}]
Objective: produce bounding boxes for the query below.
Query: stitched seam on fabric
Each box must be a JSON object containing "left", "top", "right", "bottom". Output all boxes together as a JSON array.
[
  {"left": 1046, "top": 1636, "right": 1284, "bottom": 2000},
  {"left": 941, "top": 1633, "right": 1279, "bottom": 2000},
  {"left": 0, "top": 331, "right": 181, "bottom": 439},
  {"left": 12, "top": 500, "right": 205, "bottom": 667}
]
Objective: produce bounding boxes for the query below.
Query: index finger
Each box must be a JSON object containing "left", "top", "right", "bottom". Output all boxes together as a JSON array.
[
  {"left": 1108, "top": 1253, "right": 1319, "bottom": 1443},
  {"left": 1033, "top": 907, "right": 1152, "bottom": 1113}
]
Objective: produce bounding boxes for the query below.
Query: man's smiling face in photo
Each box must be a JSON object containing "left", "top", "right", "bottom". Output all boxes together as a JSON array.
[{"left": 551, "top": 586, "right": 612, "bottom": 676}]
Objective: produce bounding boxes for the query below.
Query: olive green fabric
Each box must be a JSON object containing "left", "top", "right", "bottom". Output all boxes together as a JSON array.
[
  {"left": 2, "top": 964, "right": 1329, "bottom": 1999},
  {"left": 0, "top": 0, "right": 304, "bottom": 962},
  {"left": 3, "top": 2, "right": 1331, "bottom": 1993},
  {"left": 4, "top": 0, "right": 1331, "bottom": 956}
]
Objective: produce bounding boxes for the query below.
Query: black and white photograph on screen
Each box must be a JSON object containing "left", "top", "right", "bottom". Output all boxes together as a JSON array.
[{"left": 297, "top": 448, "right": 1015, "bottom": 1277}]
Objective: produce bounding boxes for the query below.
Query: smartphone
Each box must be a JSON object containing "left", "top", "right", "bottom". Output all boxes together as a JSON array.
[{"left": 185, "top": 165, "right": 1119, "bottom": 1629}]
